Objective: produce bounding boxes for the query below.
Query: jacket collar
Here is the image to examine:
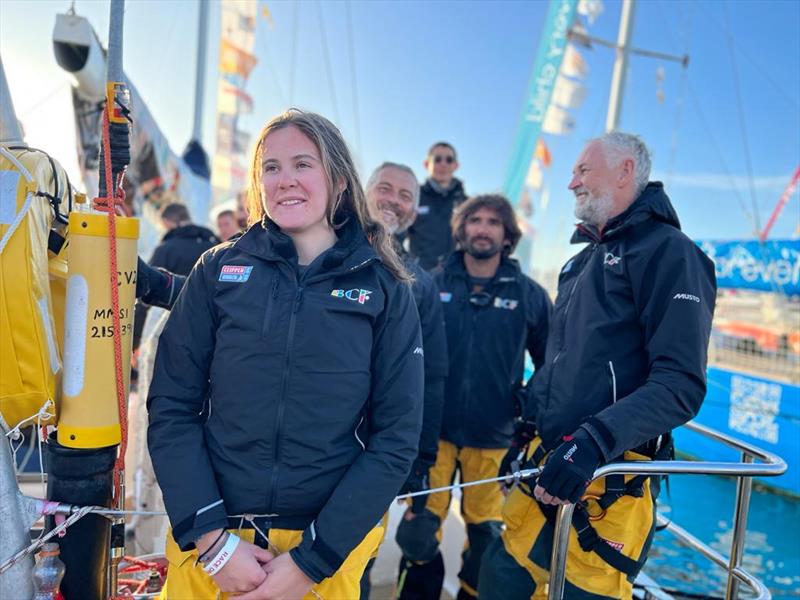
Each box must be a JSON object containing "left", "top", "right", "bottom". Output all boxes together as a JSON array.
[
  {"left": 443, "top": 250, "right": 522, "bottom": 285},
  {"left": 570, "top": 182, "right": 681, "bottom": 244},
  {"left": 233, "top": 215, "right": 377, "bottom": 274},
  {"left": 421, "top": 177, "right": 465, "bottom": 200}
]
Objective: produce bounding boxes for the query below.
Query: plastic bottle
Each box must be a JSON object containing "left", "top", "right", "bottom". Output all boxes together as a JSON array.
[
  {"left": 145, "top": 570, "right": 161, "bottom": 593},
  {"left": 32, "top": 543, "right": 66, "bottom": 600}
]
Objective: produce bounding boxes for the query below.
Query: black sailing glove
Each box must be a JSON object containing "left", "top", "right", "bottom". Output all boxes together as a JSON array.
[
  {"left": 536, "top": 428, "right": 603, "bottom": 504},
  {"left": 400, "top": 458, "right": 432, "bottom": 514},
  {"left": 136, "top": 257, "right": 183, "bottom": 310},
  {"left": 499, "top": 419, "right": 537, "bottom": 489}
]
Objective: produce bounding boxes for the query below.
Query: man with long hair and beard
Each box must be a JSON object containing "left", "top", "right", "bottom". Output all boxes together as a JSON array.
[{"left": 395, "top": 194, "right": 551, "bottom": 600}]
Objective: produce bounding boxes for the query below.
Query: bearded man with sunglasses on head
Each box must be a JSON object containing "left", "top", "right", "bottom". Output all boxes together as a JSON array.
[
  {"left": 394, "top": 194, "right": 551, "bottom": 600},
  {"left": 406, "top": 142, "right": 467, "bottom": 271}
]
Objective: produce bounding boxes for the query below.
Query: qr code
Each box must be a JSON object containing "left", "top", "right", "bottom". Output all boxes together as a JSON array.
[{"left": 728, "top": 375, "right": 781, "bottom": 444}]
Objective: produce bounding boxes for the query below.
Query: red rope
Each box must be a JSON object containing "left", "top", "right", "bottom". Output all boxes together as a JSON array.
[{"left": 94, "top": 109, "right": 128, "bottom": 505}]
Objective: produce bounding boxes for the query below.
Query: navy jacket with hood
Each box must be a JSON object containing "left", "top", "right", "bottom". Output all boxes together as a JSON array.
[
  {"left": 150, "top": 223, "right": 220, "bottom": 276},
  {"left": 147, "top": 218, "right": 423, "bottom": 583},
  {"left": 403, "top": 254, "right": 448, "bottom": 465},
  {"left": 528, "top": 183, "right": 717, "bottom": 460},
  {"left": 407, "top": 178, "right": 467, "bottom": 271},
  {"left": 435, "top": 252, "right": 552, "bottom": 449}
]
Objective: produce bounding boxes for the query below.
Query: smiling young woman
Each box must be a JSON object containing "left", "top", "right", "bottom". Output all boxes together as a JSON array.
[{"left": 147, "top": 109, "right": 423, "bottom": 599}]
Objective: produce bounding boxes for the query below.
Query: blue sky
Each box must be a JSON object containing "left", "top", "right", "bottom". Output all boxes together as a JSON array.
[{"left": 1, "top": 0, "right": 798, "bottom": 273}]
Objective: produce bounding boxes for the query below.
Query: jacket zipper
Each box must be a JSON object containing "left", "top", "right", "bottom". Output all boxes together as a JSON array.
[
  {"left": 267, "top": 281, "right": 303, "bottom": 513},
  {"left": 544, "top": 244, "right": 598, "bottom": 416},
  {"left": 607, "top": 360, "right": 617, "bottom": 403},
  {"left": 265, "top": 256, "right": 377, "bottom": 512},
  {"left": 261, "top": 274, "right": 280, "bottom": 338}
]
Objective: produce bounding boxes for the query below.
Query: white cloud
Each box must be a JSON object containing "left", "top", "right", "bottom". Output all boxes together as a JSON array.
[{"left": 652, "top": 171, "right": 794, "bottom": 193}]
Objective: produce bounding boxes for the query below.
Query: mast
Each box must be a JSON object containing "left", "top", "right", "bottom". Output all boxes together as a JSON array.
[
  {"left": 182, "top": 0, "right": 210, "bottom": 179},
  {"left": 605, "top": 0, "right": 636, "bottom": 132},
  {"left": 192, "top": 0, "right": 209, "bottom": 142}
]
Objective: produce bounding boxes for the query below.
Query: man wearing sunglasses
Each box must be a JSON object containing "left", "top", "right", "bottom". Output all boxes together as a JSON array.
[
  {"left": 406, "top": 142, "right": 467, "bottom": 271},
  {"left": 395, "top": 194, "right": 551, "bottom": 600}
]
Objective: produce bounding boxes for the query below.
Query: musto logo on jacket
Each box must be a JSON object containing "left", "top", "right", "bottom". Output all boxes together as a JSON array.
[{"left": 331, "top": 288, "right": 373, "bottom": 304}]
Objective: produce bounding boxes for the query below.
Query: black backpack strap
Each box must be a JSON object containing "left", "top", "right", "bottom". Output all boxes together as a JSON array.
[{"left": 572, "top": 506, "right": 642, "bottom": 577}]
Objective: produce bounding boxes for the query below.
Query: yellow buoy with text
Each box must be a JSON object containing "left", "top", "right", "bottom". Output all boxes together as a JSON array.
[{"left": 57, "top": 212, "right": 138, "bottom": 448}]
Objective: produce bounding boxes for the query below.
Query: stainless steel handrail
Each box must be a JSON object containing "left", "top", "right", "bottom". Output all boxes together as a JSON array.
[
  {"left": 655, "top": 516, "right": 771, "bottom": 600},
  {"left": 547, "top": 420, "right": 787, "bottom": 600}
]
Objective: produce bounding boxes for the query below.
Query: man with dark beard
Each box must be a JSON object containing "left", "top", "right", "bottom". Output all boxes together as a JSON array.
[{"left": 394, "top": 194, "right": 551, "bottom": 600}]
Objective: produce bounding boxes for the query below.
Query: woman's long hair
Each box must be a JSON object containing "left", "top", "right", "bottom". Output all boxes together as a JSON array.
[{"left": 247, "top": 109, "right": 411, "bottom": 282}]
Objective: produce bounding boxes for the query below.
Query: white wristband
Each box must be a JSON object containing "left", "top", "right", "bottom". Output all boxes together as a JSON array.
[{"left": 202, "top": 533, "right": 240, "bottom": 576}]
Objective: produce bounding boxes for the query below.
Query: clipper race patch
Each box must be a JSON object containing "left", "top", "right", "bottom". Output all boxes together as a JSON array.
[
  {"left": 439, "top": 292, "right": 453, "bottom": 303},
  {"left": 219, "top": 265, "right": 253, "bottom": 283}
]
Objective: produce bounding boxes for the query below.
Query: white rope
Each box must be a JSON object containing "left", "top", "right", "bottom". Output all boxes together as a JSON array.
[
  {"left": 0, "top": 505, "right": 93, "bottom": 575},
  {"left": 4, "top": 399, "right": 55, "bottom": 440},
  {"left": 6, "top": 399, "right": 55, "bottom": 495},
  {"left": 0, "top": 146, "right": 36, "bottom": 256}
]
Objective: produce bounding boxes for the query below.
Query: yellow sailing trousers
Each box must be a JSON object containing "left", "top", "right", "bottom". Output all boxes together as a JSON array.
[
  {"left": 425, "top": 440, "right": 507, "bottom": 597},
  {"left": 160, "top": 524, "right": 383, "bottom": 600},
  {"left": 479, "top": 437, "right": 656, "bottom": 600}
]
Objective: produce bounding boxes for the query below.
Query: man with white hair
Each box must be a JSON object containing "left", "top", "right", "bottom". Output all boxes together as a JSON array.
[
  {"left": 361, "top": 162, "right": 449, "bottom": 597},
  {"left": 481, "top": 132, "right": 717, "bottom": 599}
]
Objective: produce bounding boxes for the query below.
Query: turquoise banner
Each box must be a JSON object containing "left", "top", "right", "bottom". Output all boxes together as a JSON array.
[{"left": 503, "top": 0, "right": 578, "bottom": 205}]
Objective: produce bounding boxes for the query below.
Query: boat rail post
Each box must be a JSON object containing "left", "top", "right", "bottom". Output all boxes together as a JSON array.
[
  {"left": 547, "top": 503, "right": 576, "bottom": 599},
  {"left": 726, "top": 452, "right": 754, "bottom": 600}
]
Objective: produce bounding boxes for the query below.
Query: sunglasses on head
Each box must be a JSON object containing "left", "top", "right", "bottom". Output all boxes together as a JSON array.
[
  {"left": 469, "top": 291, "right": 493, "bottom": 308},
  {"left": 433, "top": 155, "right": 455, "bottom": 165}
]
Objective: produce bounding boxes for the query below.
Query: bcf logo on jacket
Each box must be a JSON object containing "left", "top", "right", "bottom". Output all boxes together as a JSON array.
[{"left": 331, "top": 288, "right": 373, "bottom": 304}]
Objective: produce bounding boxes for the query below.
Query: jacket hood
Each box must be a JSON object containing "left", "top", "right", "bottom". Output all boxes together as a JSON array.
[
  {"left": 571, "top": 182, "right": 681, "bottom": 244},
  {"left": 163, "top": 223, "right": 218, "bottom": 241},
  {"left": 234, "top": 215, "right": 377, "bottom": 272}
]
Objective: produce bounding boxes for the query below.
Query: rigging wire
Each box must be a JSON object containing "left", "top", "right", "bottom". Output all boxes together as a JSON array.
[
  {"left": 315, "top": 0, "right": 342, "bottom": 125},
  {"left": 685, "top": 82, "right": 756, "bottom": 234},
  {"left": 255, "top": 14, "right": 288, "bottom": 108},
  {"left": 723, "top": 0, "right": 761, "bottom": 237},
  {"left": 289, "top": 0, "right": 299, "bottom": 105},
  {"left": 19, "top": 82, "right": 69, "bottom": 118},
  {"left": 659, "top": 0, "right": 694, "bottom": 188},
  {"left": 693, "top": 1, "right": 799, "bottom": 113},
  {"left": 344, "top": 0, "right": 363, "bottom": 165},
  {"left": 148, "top": 0, "right": 183, "bottom": 102}
]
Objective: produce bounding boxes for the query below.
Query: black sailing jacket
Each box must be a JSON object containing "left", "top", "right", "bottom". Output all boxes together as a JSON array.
[
  {"left": 149, "top": 223, "right": 220, "bottom": 276},
  {"left": 403, "top": 254, "right": 448, "bottom": 464},
  {"left": 147, "top": 218, "right": 423, "bottom": 583},
  {"left": 434, "top": 253, "right": 551, "bottom": 449},
  {"left": 528, "top": 183, "right": 717, "bottom": 459},
  {"left": 407, "top": 178, "right": 467, "bottom": 271}
]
